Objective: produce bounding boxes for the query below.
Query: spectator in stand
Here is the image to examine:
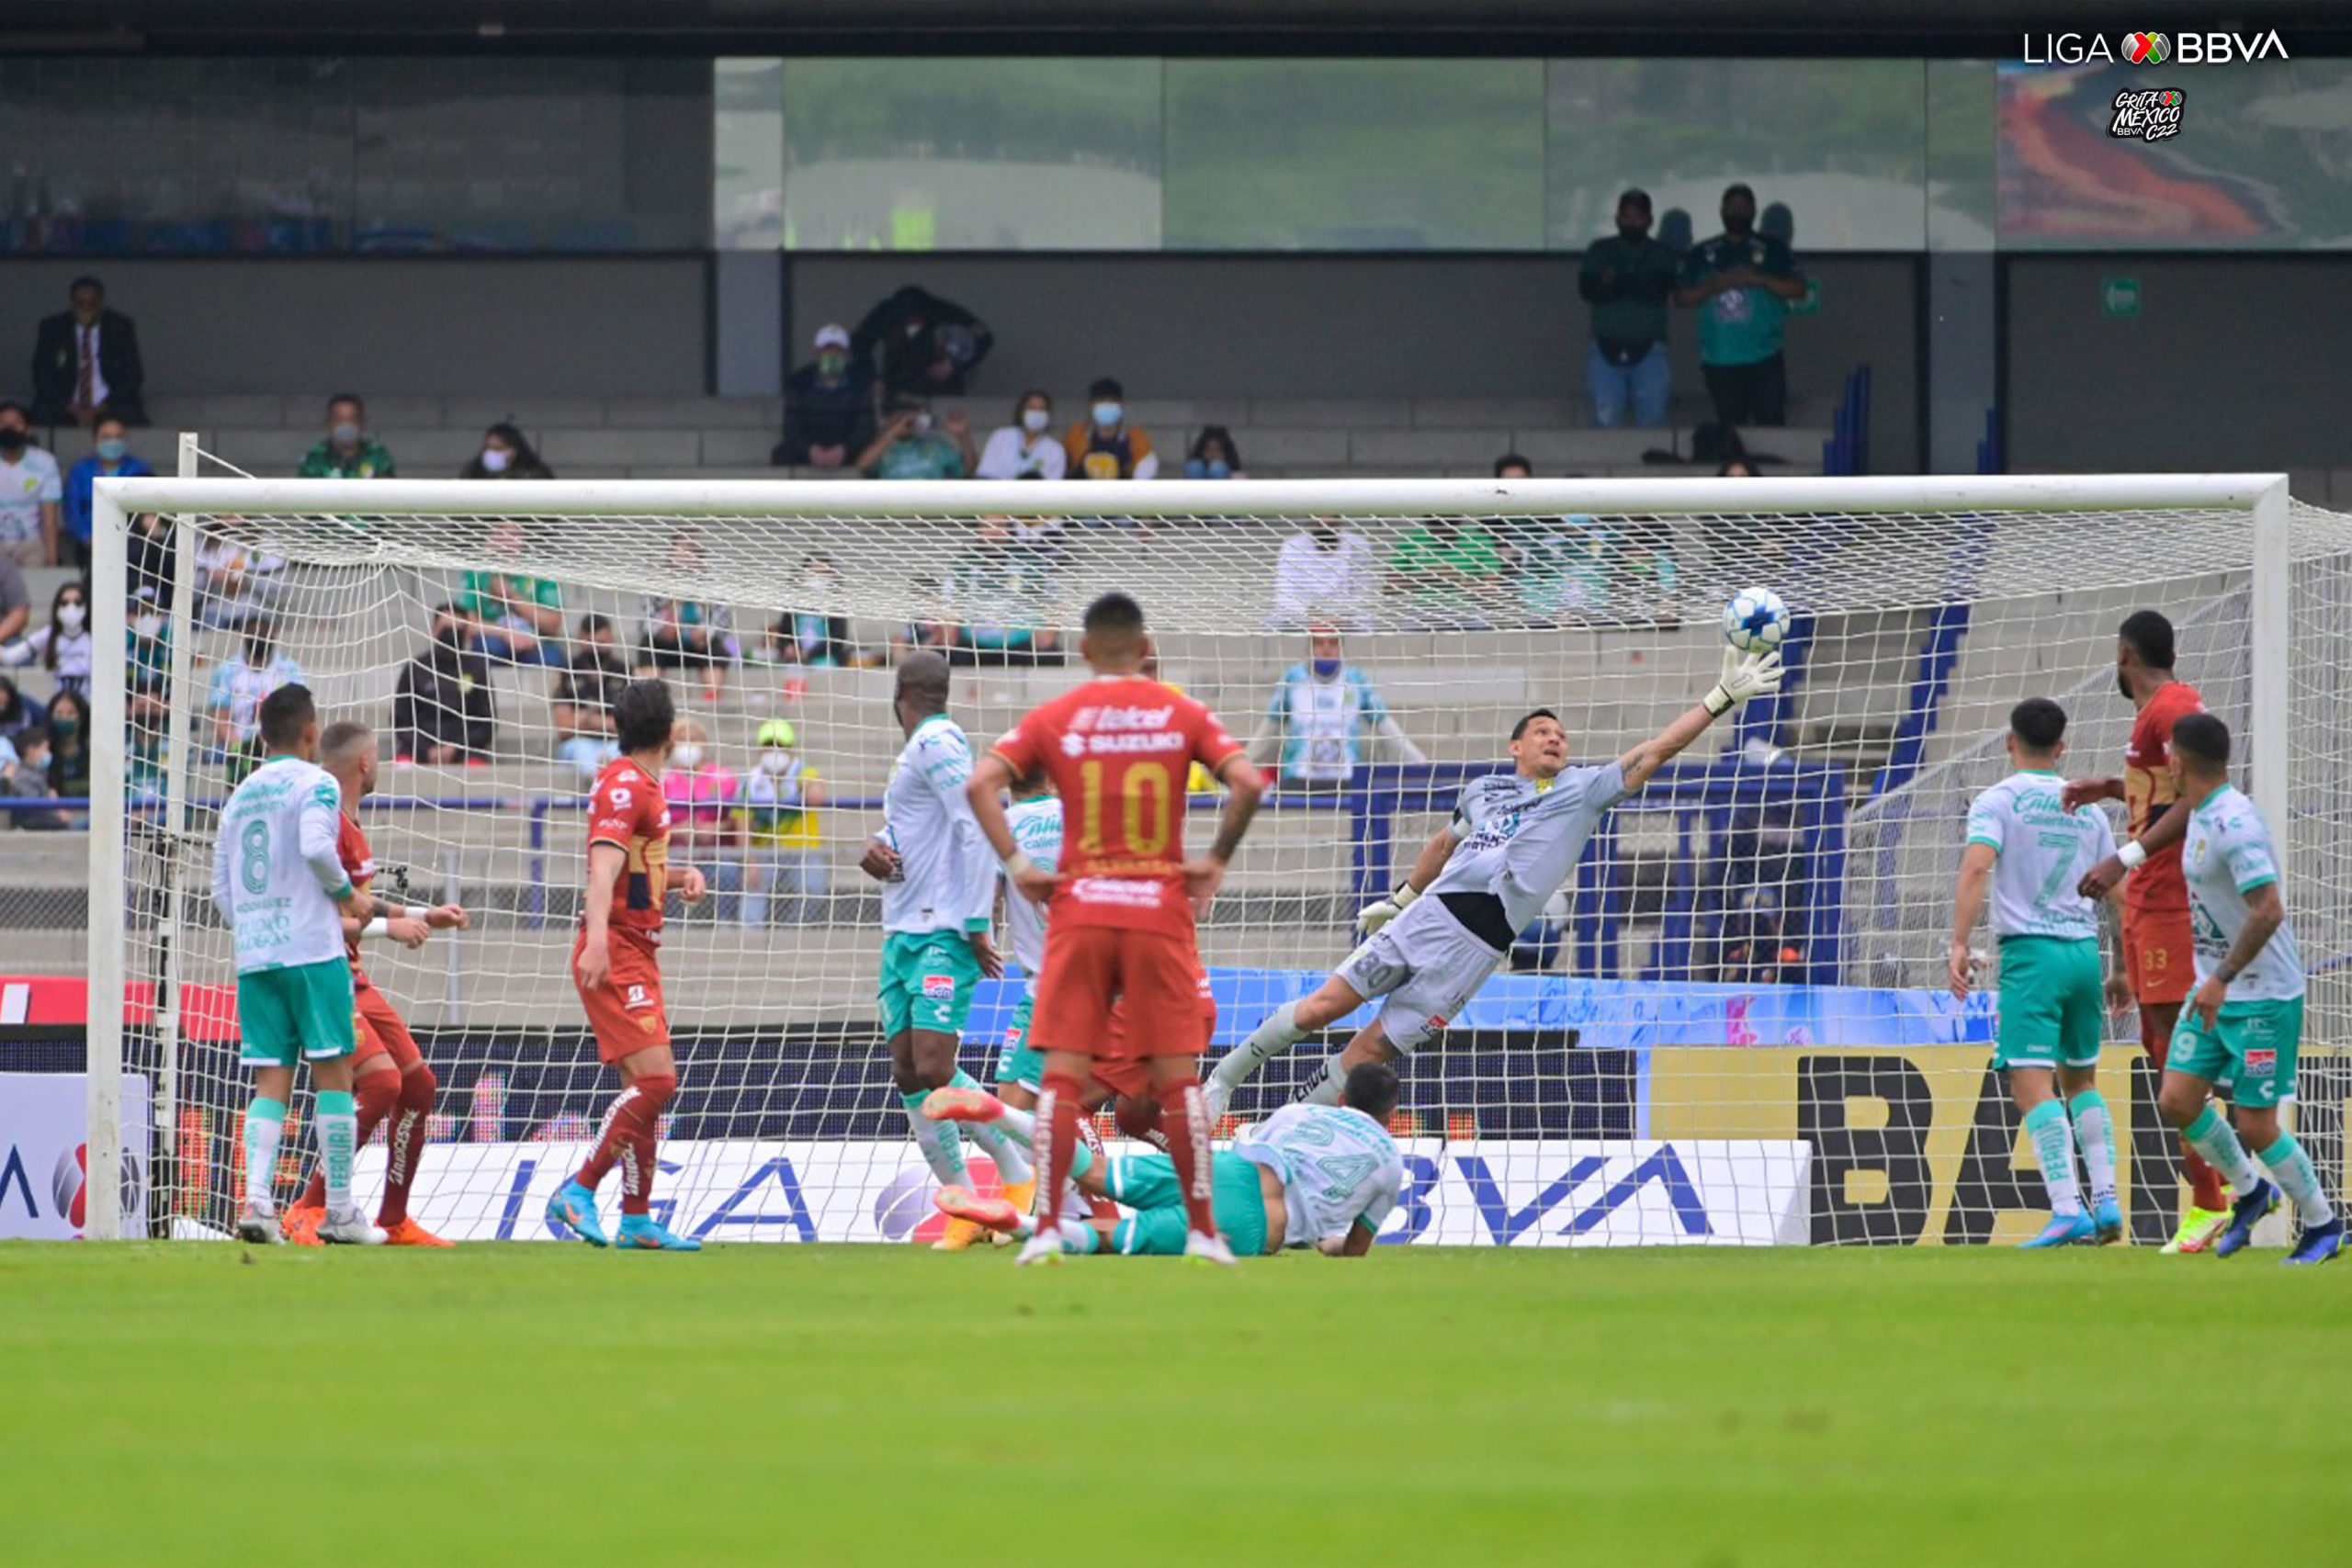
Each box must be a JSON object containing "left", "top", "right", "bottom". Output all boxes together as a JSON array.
[
  {"left": 552, "top": 613, "right": 628, "bottom": 777},
  {"left": 1246, "top": 627, "right": 1426, "bottom": 791},
  {"left": 458, "top": 423, "right": 554, "bottom": 481},
  {"left": 128, "top": 509, "right": 176, "bottom": 611},
  {"left": 62, "top": 418, "right": 154, "bottom": 575},
  {"left": 852, "top": 284, "right": 993, "bottom": 398},
  {"left": 0, "top": 581, "right": 94, "bottom": 704},
  {"left": 194, "top": 533, "right": 284, "bottom": 630},
  {"left": 206, "top": 622, "right": 301, "bottom": 774},
  {"left": 640, "top": 532, "right": 739, "bottom": 697},
  {"left": 1579, "top": 188, "right": 1678, "bottom": 429},
  {"left": 1388, "top": 515, "right": 1507, "bottom": 628},
  {"left": 1676, "top": 184, "right": 1806, "bottom": 429},
  {"left": 740, "top": 717, "right": 828, "bottom": 926},
  {"left": 1182, "top": 425, "right": 1244, "bottom": 479},
  {"left": 1497, "top": 453, "right": 1533, "bottom": 481},
  {"left": 126, "top": 587, "right": 172, "bottom": 804},
  {"left": 1065, "top": 378, "right": 1158, "bottom": 479},
  {"left": 763, "top": 553, "right": 859, "bottom": 666},
  {"left": 1718, "top": 457, "right": 1758, "bottom": 479},
  {"left": 662, "top": 718, "right": 742, "bottom": 919},
  {"left": 776, "top": 324, "right": 876, "bottom": 469},
  {"left": 0, "top": 554, "right": 28, "bottom": 646},
  {"left": 975, "top": 390, "right": 1067, "bottom": 480},
  {"left": 457, "top": 520, "right": 566, "bottom": 667},
  {"left": 0, "top": 673, "right": 32, "bottom": 731},
  {"left": 0, "top": 403, "right": 62, "bottom": 568},
  {"left": 941, "top": 516, "right": 1062, "bottom": 667},
  {"left": 298, "top": 393, "right": 396, "bottom": 479},
  {"left": 393, "top": 604, "right": 496, "bottom": 765},
  {"left": 42, "top": 687, "right": 92, "bottom": 807},
  {"left": 4, "top": 724, "right": 67, "bottom": 829},
  {"left": 31, "top": 276, "right": 147, "bottom": 429},
  {"left": 859, "top": 395, "right": 972, "bottom": 479},
  {"left": 1271, "top": 517, "right": 1377, "bottom": 632}
]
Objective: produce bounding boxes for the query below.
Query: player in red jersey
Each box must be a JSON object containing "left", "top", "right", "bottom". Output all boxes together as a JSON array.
[
  {"left": 968, "top": 592, "right": 1265, "bottom": 1265},
  {"left": 2070, "top": 609, "right": 2233, "bottom": 1250},
  {"left": 545, "top": 679, "right": 709, "bottom": 1252},
  {"left": 281, "top": 720, "right": 468, "bottom": 1247}
]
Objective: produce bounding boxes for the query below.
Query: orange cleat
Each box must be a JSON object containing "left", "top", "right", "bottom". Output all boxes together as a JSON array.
[
  {"left": 933, "top": 1185, "right": 1023, "bottom": 1236},
  {"left": 282, "top": 1203, "right": 325, "bottom": 1247},
  {"left": 379, "top": 1216, "right": 455, "bottom": 1247}
]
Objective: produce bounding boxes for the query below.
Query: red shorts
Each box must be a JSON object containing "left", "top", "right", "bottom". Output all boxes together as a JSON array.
[
  {"left": 1032, "top": 922, "right": 1204, "bottom": 1065},
  {"left": 350, "top": 979, "right": 424, "bottom": 1073},
  {"left": 2123, "top": 906, "right": 2194, "bottom": 1009},
  {"left": 1096, "top": 980, "right": 1218, "bottom": 1098},
  {"left": 573, "top": 928, "right": 669, "bottom": 1063}
]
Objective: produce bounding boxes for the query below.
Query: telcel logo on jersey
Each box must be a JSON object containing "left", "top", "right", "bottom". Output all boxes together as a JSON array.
[
  {"left": 2021, "top": 29, "right": 2287, "bottom": 64},
  {"left": 2111, "top": 89, "right": 2185, "bottom": 141}
]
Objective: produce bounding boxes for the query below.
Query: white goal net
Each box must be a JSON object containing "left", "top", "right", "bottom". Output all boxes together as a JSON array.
[{"left": 82, "top": 474, "right": 2352, "bottom": 1247}]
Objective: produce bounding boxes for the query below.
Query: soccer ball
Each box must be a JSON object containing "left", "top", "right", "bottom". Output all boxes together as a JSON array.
[{"left": 1723, "top": 587, "right": 1791, "bottom": 655}]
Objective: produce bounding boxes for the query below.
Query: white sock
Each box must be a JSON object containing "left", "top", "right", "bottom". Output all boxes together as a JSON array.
[
  {"left": 1211, "top": 1000, "right": 1305, "bottom": 1091},
  {"left": 2261, "top": 1134, "right": 2335, "bottom": 1228},
  {"left": 1299, "top": 1053, "right": 1348, "bottom": 1108},
  {"left": 2184, "top": 1106, "right": 2266, "bottom": 1196},
  {"left": 318, "top": 1108, "right": 357, "bottom": 1215},
  {"left": 948, "top": 1073, "right": 1031, "bottom": 1182},
  {"left": 2068, "top": 1090, "right": 2118, "bottom": 1205},
  {"left": 991, "top": 1103, "right": 1037, "bottom": 1148},
  {"left": 2024, "top": 1101, "right": 2082, "bottom": 1216},
  {"left": 242, "top": 1098, "right": 286, "bottom": 1212},
  {"left": 901, "top": 1093, "right": 969, "bottom": 1186}
]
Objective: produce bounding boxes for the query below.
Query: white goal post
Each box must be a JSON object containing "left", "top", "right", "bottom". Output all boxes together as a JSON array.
[{"left": 80, "top": 471, "right": 2335, "bottom": 1246}]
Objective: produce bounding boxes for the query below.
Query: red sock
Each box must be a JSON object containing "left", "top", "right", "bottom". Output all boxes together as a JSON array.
[
  {"left": 1037, "top": 1071, "right": 1082, "bottom": 1228},
  {"left": 1159, "top": 1077, "right": 1216, "bottom": 1240},
  {"left": 377, "top": 1063, "right": 436, "bottom": 1226},
  {"left": 1114, "top": 1095, "right": 1170, "bottom": 1153},
  {"left": 298, "top": 1068, "right": 399, "bottom": 1210},
  {"left": 573, "top": 1074, "right": 674, "bottom": 1213}
]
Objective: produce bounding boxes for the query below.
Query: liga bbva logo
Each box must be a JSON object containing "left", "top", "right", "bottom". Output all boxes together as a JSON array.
[{"left": 2021, "top": 29, "right": 2288, "bottom": 64}]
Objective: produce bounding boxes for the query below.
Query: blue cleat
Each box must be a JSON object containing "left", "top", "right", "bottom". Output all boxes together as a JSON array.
[
  {"left": 547, "top": 1180, "right": 608, "bottom": 1247},
  {"left": 2092, "top": 1197, "right": 2123, "bottom": 1246},
  {"left": 2282, "top": 1217, "right": 2346, "bottom": 1268},
  {"left": 2212, "top": 1179, "right": 2278, "bottom": 1258},
  {"left": 2020, "top": 1211, "right": 2098, "bottom": 1248},
  {"left": 616, "top": 1214, "right": 702, "bottom": 1251}
]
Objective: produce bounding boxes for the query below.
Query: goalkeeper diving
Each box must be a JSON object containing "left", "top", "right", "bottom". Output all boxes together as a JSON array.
[{"left": 1206, "top": 643, "right": 1784, "bottom": 1116}]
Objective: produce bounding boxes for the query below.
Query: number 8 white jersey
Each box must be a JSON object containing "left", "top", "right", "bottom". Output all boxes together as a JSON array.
[
  {"left": 209, "top": 754, "right": 353, "bottom": 974},
  {"left": 1232, "top": 1102, "right": 1406, "bottom": 1248}
]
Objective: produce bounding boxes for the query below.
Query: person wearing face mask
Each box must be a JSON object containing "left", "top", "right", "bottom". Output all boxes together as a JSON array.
[
  {"left": 553, "top": 613, "right": 628, "bottom": 776},
  {"left": 976, "top": 390, "right": 1068, "bottom": 480},
  {"left": 391, "top": 604, "right": 495, "bottom": 766},
  {"left": 1271, "top": 517, "right": 1377, "bottom": 632},
  {"left": 43, "top": 687, "right": 93, "bottom": 813},
  {"left": 775, "top": 324, "right": 877, "bottom": 469},
  {"left": 1182, "top": 426, "right": 1244, "bottom": 481},
  {"left": 0, "top": 401, "right": 62, "bottom": 568},
  {"left": 1063, "top": 377, "right": 1158, "bottom": 480},
  {"left": 207, "top": 621, "right": 304, "bottom": 777},
  {"left": 1675, "top": 183, "right": 1807, "bottom": 429},
  {"left": 31, "top": 275, "right": 146, "bottom": 430},
  {"left": 458, "top": 423, "right": 554, "bottom": 481},
  {"left": 0, "top": 581, "right": 95, "bottom": 702},
  {"left": 1246, "top": 627, "right": 1425, "bottom": 792},
  {"left": 738, "top": 717, "right": 830, "bottom": 926},
  {"left": 857, "top": 395, "right": 970, "bottom": 480},
  {"left": 1578, "top": 188, "right": 1678, "bottom": 429},
  {"left": 661, "top": 719, "right": 743, "bottom": 920},
  {"left": 762, "top": 554, "right": 858, "bottom": 667},
  {"left": 299, "top": 392, "right": 398, "bottom": 479},
  {"left": 63, "top": 418, "right": 154, "bottom": 575}
]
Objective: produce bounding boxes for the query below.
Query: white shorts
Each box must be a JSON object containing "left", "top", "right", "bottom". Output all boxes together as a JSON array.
[{"left": 1333, "top": 896, "right": 1507, "bottom": 1054}]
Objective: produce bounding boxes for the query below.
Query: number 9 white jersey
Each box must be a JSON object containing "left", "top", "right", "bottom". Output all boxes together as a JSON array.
[{"left": 1232, "top": 1102, "right": 1407, "bottom": 1248}]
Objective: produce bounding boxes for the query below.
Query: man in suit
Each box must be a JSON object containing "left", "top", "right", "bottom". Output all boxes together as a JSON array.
[{"left": 31, "top": 276, "right": 147, "bottom": 429}]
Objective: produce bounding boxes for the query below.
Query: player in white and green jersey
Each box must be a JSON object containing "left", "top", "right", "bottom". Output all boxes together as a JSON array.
[
  {"left": 2152, "top": 713, "right": 2343, "bottom": 1264},
  {"left": 926, "top": 1062, "right": 1408, "bottom": 1258},
  {"left": 1948, "top": 698, "right": 2125, "bottom": 1247},
  {"left": 209, "top": 683, "right": 390, "bottom": 1246},
  {"left": 858, "top": 649, "right": 1032, "bottom": 1246},
  {"left": 992, "top": 784, "right": 1063, "bottom": 1103}
]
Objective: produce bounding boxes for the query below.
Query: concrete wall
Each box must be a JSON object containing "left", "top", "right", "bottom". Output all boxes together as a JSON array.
[{"left": 0, "top": 257, "right": 709, "bottom": 400}]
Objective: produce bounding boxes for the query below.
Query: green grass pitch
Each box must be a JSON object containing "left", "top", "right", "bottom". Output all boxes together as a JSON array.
[{"left": 3, "top": 1242, "right": 2346, "bottom": 1567}]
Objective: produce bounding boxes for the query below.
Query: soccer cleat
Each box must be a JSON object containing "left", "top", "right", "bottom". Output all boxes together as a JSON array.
[
  {"left": 921, "top": 1085, "right": 1005, "bottom": 1125},
  {"left": 934, "top": 1185, "right": 1023, "bottom": 1236},
  {"left": 2212, "top": 1179, "right": 2279, "bottom": 1258},
  {"left": 236, "top": 1203, "right": 282, "bottom": 1246},
  {"left": 1014, "top": 1231, "right": 1064, "bottom": 1267},
  {"left": 932, "top": 1214, "right": 987, "bottom": 1251},
  {"left": 2092, "top": 1197, "right": 2123, "bottom": 1246},
  {"left": 999, "top": 1177, "right": 1036, "bottom": 1217},
  {"left": 1183, "top": 1230, "right": 1240, "bottom": 1267},
  {"left": 1200, "top": 1077, "right": 1234, "bottom": 1126},
  {"left": 379, "top": 1216, "right": 454, "bottom": 1248},
  {"left": 2163, "top": 1206, "right": 2231, "bottom": 1255},
  {"left": 280, "top": 1202, "right": 325, "bottom": 1247},
  {"left": 319, "top": 1209, "right": 388, "bottom": 1246},
  {"left": 615, "top": 1214, "right": 702, "bottom": 1251},
  {"left": 2283, "top": 1217, "right": 2346, "bottom": 1267},
  {"left": 2018, "top": 1212, "right": 2097, "bottom": 1248},
  {"left": 546, "top": 1180, "right": 609, "bottom": 1247}
]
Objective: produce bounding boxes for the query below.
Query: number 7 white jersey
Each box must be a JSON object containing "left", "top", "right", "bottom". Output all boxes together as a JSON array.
[
  {"left": 1231, "top": 1102, "right": 1406, "bottom": 1248},
  {"left": 1963, "top": 769, "right": 2114, "bottom": 941}
]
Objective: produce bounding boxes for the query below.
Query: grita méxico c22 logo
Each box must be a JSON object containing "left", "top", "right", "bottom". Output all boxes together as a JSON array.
[
  {"left": 2021, "top": 29, "right": 2288, "bottom": 64},
  {"left": 2111, "top": 88, "right": 2184, "bottom": 141}
]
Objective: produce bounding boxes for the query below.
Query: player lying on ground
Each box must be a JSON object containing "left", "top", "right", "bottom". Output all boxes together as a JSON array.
[
  {"left": 2066, "top": 609, "right": 2233, "bottom": 1251},
  {"left": 927, "top": 1062, "right": 1407, "bottom": 1258},
  {"left": 1949, "top": 698, "right": 2126, "bottom": 1248},
  {"left": 2141, "top": 714, "right": 2342, "bottom": 1265},
  {"left": 862, "top": 649, "right": 1033, "bottom": 1249},
  {"left": 1204, "top": 646, "right": 1783, "bottom": 1118},
  {"left": 284, "top": 720, "right": 468, "bottom": 1247},
  {"left": 968, "top": 591, "right": 1267, "bottom": 1266},
  {"left": 545, "top": 679, "right": 711, "bottom": 1252},
  {"left": 211, "top": 684, "right": 397, "bottom": 1245}
]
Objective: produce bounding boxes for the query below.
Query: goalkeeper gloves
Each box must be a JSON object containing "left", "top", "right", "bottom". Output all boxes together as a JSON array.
[
  {"left": 1703, "top": 647, "right": 1786, "bottom": 716},
  {"left": 1357, "top": 881, "right": 1420, "bottom": 936}
]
